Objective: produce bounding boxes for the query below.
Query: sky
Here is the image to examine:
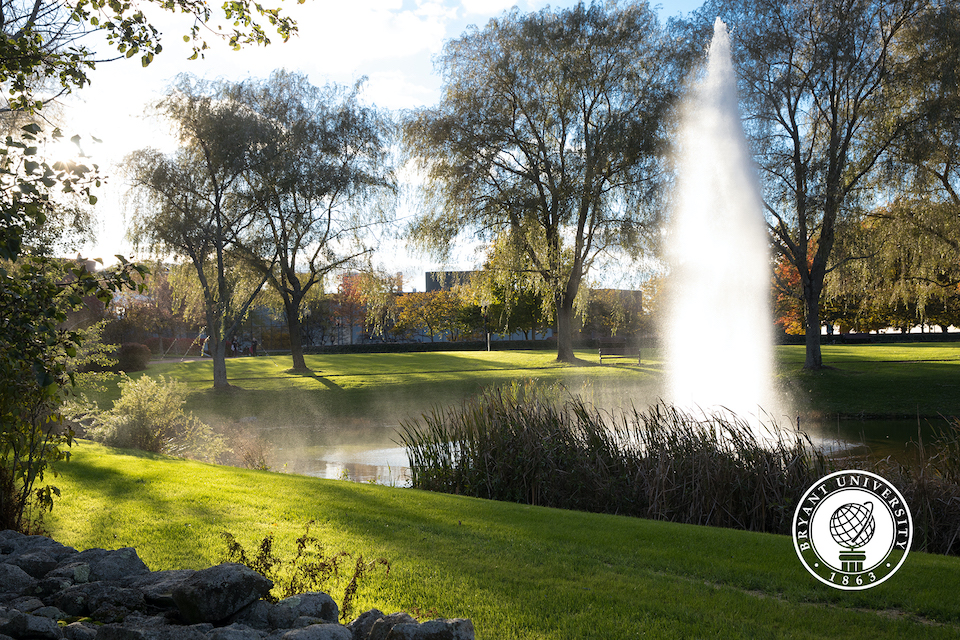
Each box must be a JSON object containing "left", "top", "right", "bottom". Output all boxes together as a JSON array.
[{"left": 62, "top": 0, "right": 706, "bottom": 290}]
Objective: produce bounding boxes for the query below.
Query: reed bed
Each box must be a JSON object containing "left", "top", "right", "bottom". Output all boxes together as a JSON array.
[{"left": 399, "top": 382, "right": 829, "bottom": 536}]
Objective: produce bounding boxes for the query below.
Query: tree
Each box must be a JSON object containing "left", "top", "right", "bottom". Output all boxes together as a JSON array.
[
  {"left": 701, "top": 0, "right": 931, "bottom": 368},
  {"left": 0, "top": 125, "right": 147, "bottom": 530},
  {"left": 393, "top": 291, "right": 466, "bottom": 343},
  {"left": 404, "top": 1, "right": 684, "bottom": 362},
  {"left": 871, "top": 3, "right": 960, "bottom": 319},
  {"left": 126, "top": 76, "right": 276, "bottom": 389},
  {"left": 0, "top": 0, "right": 298, "bottom": 530},
  {"left": 470, "top": 239, "right": 553, "bottom": 340},
  {"left": 227, "top": 71, "right": 394, "bottom": 371}
]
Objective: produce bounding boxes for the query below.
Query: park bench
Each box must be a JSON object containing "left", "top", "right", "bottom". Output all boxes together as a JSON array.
[{"left": 597, "top": 337, "right": 641, "bottom": 365}]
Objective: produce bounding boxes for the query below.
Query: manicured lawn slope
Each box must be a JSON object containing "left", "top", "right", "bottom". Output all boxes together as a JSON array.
[
  {"left": 46, "top": 442, "right": 960, "bottom": 639},
  {"left": 86, "top": 350, "right": 665, "bottom": 432}
]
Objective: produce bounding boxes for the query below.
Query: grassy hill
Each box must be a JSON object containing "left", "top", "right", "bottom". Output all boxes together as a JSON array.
[{"left": 45, "top": 441, "right": 960, "bottom": 639}]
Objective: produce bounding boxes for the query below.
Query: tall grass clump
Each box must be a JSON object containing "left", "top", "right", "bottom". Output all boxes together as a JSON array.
[{"left": 399, "top": 382, "right": 828, "bottom": 535}]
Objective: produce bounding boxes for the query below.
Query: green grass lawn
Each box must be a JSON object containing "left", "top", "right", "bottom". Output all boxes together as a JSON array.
[
  {"left": 45, "top": 441, "right": 960, "bottom": 639},
  {"left": 85, "top": 349, "right": 666, "bottom": 432},
  {"left": 84, "top": 344, "right": 960, "bottom": 428},
  {"left": 777, "top": 343, "right": 960, "bottom": 418}
]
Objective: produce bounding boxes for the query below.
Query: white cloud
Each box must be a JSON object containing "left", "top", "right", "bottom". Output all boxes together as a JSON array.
[{"left": 461, "top": 0, "right": 516, "bottom": 15}]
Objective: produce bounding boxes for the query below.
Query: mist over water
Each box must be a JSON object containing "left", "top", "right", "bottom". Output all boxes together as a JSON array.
[{"left": 665, "top": 19, "right": 775, "bottom": 419}]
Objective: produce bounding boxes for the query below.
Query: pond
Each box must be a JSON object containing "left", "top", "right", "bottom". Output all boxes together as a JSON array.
[
  {"left": 266, "top": 423, "right": 412, "bottom": 486},
  {"left": 803, "top": 416, "right": 947, "bottom": 463}
]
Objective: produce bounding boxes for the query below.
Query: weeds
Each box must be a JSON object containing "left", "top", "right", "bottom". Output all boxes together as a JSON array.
[
  {"left": 400, "top": 381, "right": 828, "bottom": 535},
  {"left": 221, "top": 521, "right": 390, "bottom": 621}
]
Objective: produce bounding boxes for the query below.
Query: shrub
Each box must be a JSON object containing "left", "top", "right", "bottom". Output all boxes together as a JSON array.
[
  {"left": 221, "top": 521, "right": 390, "bottom": 621},
  {"left": 86, "top": 375, "right": 224, "bottom": 461},
  {"left": 115, "top": 343, "right": 152, "bottom": 372}
]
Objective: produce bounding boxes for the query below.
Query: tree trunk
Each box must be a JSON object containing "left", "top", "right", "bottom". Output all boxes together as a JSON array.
[
  {"left": 555, "top": 297, "right": 576, "bottom": 363},
  {"left": 802, "top": 283, "right": 823, "bottom": 370},
  {"left": 285, "top": 297, "right": 308, "bottom": 371},
  {"left": 211, "top": 336, "right": 230, "bottom": 389}
]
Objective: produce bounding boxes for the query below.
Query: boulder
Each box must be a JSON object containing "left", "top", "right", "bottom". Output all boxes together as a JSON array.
[
  {"left": 71, "top": 548, "right": 150, "bottom": 583},
  {"left": 269, "top": 594, "right": 338, "bottom": 628},
  {"left": 172, "top": 563, "right": 273, "bottom": 624},
  {"left": 0, "top": 610, "right": 63, "bottom": 640},
  {"left": 0, "top": 564, "right": 36, "bottom": 596},
  {"left": 280, "top": 625, "right": 352, "bottom": 640}
]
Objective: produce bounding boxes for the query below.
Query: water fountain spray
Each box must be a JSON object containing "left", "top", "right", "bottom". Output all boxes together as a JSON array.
[{"left": 665, "top": 18, "right": 774, "bottom": 419}]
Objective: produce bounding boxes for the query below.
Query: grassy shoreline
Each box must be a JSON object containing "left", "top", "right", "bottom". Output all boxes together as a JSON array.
[{"left": 45, "top": 442, "right": 960, "bottom": 639}]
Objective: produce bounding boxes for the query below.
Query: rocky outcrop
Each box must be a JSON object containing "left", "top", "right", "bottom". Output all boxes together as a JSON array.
[{"left": 0, "top": 531, "right": 474, "bottom": 640}]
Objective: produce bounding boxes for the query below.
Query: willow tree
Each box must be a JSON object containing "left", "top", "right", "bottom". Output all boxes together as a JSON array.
[
  {"left": 403, "top": 1, "right": 683, "bottom": 362},
  {"left": 701, "top": 0, "right": 931, "bottom": 369},
  {"left": 226, "top": 71, "right": 394, "bottom": 372},
  {"left": 869, "top": 2, "right": 960, "bottom": 320},
  {"left": 126, "top": 76, "right": 275, "bottom": 389}
]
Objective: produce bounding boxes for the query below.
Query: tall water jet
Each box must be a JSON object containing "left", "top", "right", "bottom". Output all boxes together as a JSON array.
[{"left": 665, "top": 19, "right": 774, "bottom": 419}]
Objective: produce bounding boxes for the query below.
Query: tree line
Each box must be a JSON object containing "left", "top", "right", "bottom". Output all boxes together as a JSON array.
[
  {"left": 104, "top": 265, "right": 649, "bottom": 349},
  {"left": 125, "top": 0, "right": 960, "bottom": 380}
]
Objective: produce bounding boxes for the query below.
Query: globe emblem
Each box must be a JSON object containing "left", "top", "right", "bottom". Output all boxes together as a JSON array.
[
  {"left": 830, "top": 501, "right": 876, "bottom": 548},
  {"left": 829, "top": 501, "right": 875, "bottom": 572}
]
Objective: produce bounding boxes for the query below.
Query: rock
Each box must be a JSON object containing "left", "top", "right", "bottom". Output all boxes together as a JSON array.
[
  {"left": 270, "top": 594, "right": 338, "bottom": 628},
  {"left": 61, "top": 621, "right": 97, "bottom": 640},
  {"left": 206, "top": 624, "right": 264, "bottom": 640},
  {"left": 72, "top": 548, "right": 149, "bottom": 582},
  {"left": 281, "top": 625, "right": 352, "bottom": 640},
  {"left": 7, "top": 551, "right": 58, "bottom": 579},
  {"left": 53, "top": 583, "right": 145, "bottom": 618},
  {"left": 345, "top": 609, "right": 384, "bottom": 640},
  {"left": 0, "top": 610, "right": 63, "bottom": 639},
  {"left": 366, "top": 613, "right": 417, "bottom": 640},
  {"left": 231, "top": 599, "right": 273, "bottom": 630},
  {"left": 412, "top": 619, "right": 475, "bottom": 640},
  {"left": 128, "top": 570, "right": 195, "bottom": 608},
  {"left": 93, "top": 627, "right": 146, "bottom": 640},
  {"left": 31, "top": 606, "right": 64, "bottom": 620},
  {"left": 0, "top": 531, "right": 474, "bottom": 640},
  {"left": 7, "top": 598, "right": 43, "bottom": 613},
  {"left": 172, "top": 563, "right": 273, "bottom": 624},
  {"left": 0, "top": 565, "right": 37, "bottom": 596},
  {"left": 46, "top": 562, "right": 91, "bottom": 584}
]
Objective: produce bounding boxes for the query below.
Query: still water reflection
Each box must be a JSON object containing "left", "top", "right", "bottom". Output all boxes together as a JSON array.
[
  {"left": 267, "top": 424, "right": 411, "bottom": 487},
  {"left": 804, "top": 417, "right": 942, "bottom": 462}
]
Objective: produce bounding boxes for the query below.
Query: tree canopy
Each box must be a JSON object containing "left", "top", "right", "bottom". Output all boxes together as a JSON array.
[
  {"left": 700, "top": 0, "right": 934, "bottom": 368},
  {"left": 126, "top": 75, "right": 275, "bottom": 388},
  {"left": 226, "top": 71, "right": 395, "bottom": 371},
  {"left": 403, "top": 0, "right": 686, "bottom": 362}
]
